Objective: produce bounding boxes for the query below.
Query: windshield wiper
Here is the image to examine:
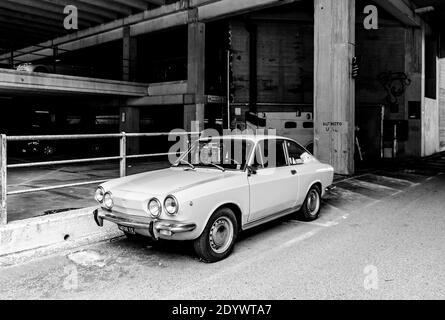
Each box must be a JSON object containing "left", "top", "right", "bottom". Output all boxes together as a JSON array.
[
  {"left": 176, "top": 159, "right": 195, "bottom": 170},
  {"left": 208, "top": 163, "right": 226, "bottom": 172}
]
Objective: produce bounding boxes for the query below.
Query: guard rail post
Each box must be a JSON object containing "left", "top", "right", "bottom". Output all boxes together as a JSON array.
[{"left": 0, "top": 134, "right": 7, "bottom": 225}]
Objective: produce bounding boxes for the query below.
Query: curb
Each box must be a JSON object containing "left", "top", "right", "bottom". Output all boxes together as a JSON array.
[{"left": 0, "top": 206, "right": 122, "bottom": 263}]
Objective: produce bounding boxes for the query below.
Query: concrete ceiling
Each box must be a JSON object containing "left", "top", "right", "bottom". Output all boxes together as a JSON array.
[
  {"left": 411, "top": 0, "right": 445, "bottom": 28},
  {"left": 0, "top": 0, "right": 171, "bottom": 55}
]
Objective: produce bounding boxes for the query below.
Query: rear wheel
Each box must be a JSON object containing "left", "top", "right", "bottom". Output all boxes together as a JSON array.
[
  {"left": 299, "top": 185, "right": 321, "bottom": 221},
  {"left": 194, "top": 207, "right": 238, "bottom": 263}
]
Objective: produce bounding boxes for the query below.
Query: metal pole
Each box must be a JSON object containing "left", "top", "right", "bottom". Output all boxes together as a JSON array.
[
  {"left": 227, "top": 50, "right": 231, "bottom": 129},
  {"left": 10, "top": 51, "right": 14, "bottom": 69},
  {"left": 0, "top": 134, "right": 7, "bottom": 225},
  {"left": 380, "top": 105, "right": 385, "bottom": 159},
  {"left": 120, "top": 132, "right": 127, "bottom": 177}
]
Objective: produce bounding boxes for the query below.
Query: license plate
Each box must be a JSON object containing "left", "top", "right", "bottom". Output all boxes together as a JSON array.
[{"left": 118, "top": 225, "right": 135, "bottom": 234}]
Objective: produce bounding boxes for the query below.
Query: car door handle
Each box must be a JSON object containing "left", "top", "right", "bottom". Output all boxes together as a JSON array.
[{"left": 291, "top": 170, "right": 297, "bottom": 175}]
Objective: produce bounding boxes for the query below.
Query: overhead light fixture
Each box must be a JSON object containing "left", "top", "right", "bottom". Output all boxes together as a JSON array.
[{"left": 415, "top": 6, "right": 435, "bottom": 14}]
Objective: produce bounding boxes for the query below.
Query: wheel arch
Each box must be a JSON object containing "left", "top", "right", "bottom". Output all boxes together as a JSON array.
[
  {"left": 208, "top": 202, "right": 243, "bottom": 231},
  {"left": 304, "top": 180, "right": 322, "bottom": 198},
  {"left": 311, "top": 181, "right": 322, "bottom": 194}
]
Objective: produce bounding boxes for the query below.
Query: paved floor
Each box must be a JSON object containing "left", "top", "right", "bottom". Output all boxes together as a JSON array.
[{"left": 1, "top": 164, "right": 444, "bottom": 299}]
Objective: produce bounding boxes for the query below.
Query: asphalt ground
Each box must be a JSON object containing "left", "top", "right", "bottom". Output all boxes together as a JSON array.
[{"left": 0, "top": 159, "right": 444, "bottom": 299}]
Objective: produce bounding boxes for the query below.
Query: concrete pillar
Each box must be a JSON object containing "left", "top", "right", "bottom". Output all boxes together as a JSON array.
[
  {"left": 439, "top": 56, "right": 445, "bottom": 152},
  {"left": 184, "top": 21, "right": 205, "bottom": 132},
  {"left": 314, "top": 0, "right": 356, "bottom": 175},
  {"left": 123, "top": 26, "right": 137, "bottom": 82},
  {"left": 405, "top": 27, "right": 423, "bottom": 157},
  {"left": 120, "top": 106, "right": 140, "bottom": 155}
]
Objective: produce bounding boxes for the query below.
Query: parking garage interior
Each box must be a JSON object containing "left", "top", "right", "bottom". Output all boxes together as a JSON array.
[{"left": 1, "top": 0, "right": 445, "bottom": 222}]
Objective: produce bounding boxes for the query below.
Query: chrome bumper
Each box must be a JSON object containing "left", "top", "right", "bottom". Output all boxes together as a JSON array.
[{"left": 93, "top": 209, "right": 196, "bottom": 236}]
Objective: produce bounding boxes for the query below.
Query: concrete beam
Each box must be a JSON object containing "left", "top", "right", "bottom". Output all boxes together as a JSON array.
[
  {"left": 76, "top": 0, "right": 133, "bottom": 15},
  {"left": 0, "top": 1, "right": 188, "bottom": 64},
  {"left": 148, "top": 80, "right": 188, "bottom": 96},
  {"left": 127, "top": 93, "right": 225, "bottom": 106},
  {"left": 198, "top": 0, "right": 300, "bottom": 21},
  {"left": 0, "top": 69, "right": 148, "bottom": 97},
  {"left": 37, "top": 0, "right": 118, "bottom": 19},
  {"left": 0, "top": 0, "right": 299, "bottom": 64},
  {"left": 127, "top": 94, "right": 196, "bottom": 106},
  {"left": 314, "top": 0, "right": 356, "bottom": 175},
  {"left": 372, "top": 0, "right": 421, "bottom": 27},
  {"left": 6, "top": 0, "right": 106, "bottom": 23},
  {"left": 0, "top": 7, "right": 89, "bottom": 30},
  {"left": 113, "top": 0, "right": 150, "bottom": 11}
]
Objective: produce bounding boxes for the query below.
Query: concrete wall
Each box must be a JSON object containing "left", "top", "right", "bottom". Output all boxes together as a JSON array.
[
  {"left": 230, "top": 19, "right": 313, "bottom": 117},
  {"left": 422, "top": 97, "right": 440, "bottom": 156},
  {"left": 356, "top": 23, "right": 406, "bottom": 115},
  {"left": 439, "top": 58, "right": 445, "bottom": 151}
]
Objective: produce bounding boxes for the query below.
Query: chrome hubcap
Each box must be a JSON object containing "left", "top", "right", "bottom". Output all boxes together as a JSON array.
[
  {"left": 307, "top": 190, "right": 320, "bottom": 215},
  {"left": 209, "top": 217, "right": 234, "bottom": 254}
]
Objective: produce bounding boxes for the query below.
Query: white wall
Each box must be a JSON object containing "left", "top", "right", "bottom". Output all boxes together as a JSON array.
[{"left": 439, "top": 58, "right": 445, "bottom": 151}]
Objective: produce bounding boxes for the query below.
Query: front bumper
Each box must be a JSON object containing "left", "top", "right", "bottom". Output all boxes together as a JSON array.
[{"left": 93, "top": 208, "right": 197, "bottom": 238}]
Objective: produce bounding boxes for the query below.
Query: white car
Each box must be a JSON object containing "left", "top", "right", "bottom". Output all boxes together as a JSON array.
[{"left": 93, "top": 135, "right": 334, "bottom": 262}]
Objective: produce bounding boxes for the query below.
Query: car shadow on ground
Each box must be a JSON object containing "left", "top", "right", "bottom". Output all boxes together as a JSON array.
[{"left": 114, "top": 210, "right": 309, "bottom": 262}]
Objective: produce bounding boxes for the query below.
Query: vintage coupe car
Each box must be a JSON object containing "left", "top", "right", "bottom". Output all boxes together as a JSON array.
[{"left": 93, "top": 135, "right": 334, "bottom": 262}]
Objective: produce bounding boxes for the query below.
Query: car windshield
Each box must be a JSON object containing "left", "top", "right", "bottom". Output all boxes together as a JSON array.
[{"left": 176, "top": 138, "right": 254, "bottom": 171}]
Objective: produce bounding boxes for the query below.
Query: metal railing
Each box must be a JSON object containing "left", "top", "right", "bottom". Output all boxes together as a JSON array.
[{"left": 0, "top": 132, "right": 197, "bottom": 225}]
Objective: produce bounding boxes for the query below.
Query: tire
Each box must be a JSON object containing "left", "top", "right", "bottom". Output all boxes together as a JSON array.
[
  {"left": 194, "top": 207, "right": 238, "bottom": 263},
  {"left": 299, "top": 185, "right": 321, "bottom": 221}
]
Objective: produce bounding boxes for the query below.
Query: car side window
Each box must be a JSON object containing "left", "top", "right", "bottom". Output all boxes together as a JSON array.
[
  {"left": 286, "top": 140, "right": 307, "bottom": 165},
  {"left": 253, "top": 139, "right": 287, "bottom": 169}
]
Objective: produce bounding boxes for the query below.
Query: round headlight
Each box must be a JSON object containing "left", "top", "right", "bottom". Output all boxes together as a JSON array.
[
  {"left": 103, "top": 192, "right": 113, "bottom": 209},
  {"left": 148, "top": 198, "right": 161, "bottom": 218},
  {"left": 164, "top": 195, "right": 179, "bottom": 215},
  {"left": 95, "top": 187, "right": 105, "bottom": 203}
]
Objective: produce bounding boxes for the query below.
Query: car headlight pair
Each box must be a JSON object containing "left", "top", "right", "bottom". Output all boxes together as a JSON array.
[
  {"left": 148, "top": 195, "right": 178, "bottom": 218},
  {"left": 95, "top": 187, "right": 113, "bottom": 210}
]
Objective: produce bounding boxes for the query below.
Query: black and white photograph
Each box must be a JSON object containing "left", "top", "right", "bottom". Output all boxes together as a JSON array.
[{"left": 0, "top": 0, "right": 444, "bottom": 306}]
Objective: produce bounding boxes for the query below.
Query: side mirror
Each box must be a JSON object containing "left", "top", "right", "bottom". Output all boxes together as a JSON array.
[
  {"left": 295, "top": 158, "right": 304, "bottom": 165},
  {"left": 247, "top": 165, "right": 257, "bottom": 176}
]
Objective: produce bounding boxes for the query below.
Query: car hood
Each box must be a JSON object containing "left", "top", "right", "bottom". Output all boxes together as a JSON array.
[{"left": 109, "top": 167, "right": 231, "bottom": 196}]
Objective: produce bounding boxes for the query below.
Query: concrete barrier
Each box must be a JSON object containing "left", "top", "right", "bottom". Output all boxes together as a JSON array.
[{"left": 0, "top": 206, "right": 122, "bottom": 258}]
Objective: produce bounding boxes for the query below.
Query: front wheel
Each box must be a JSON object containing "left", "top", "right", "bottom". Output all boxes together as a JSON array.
[
  {"left": 194, "top": 208, "right": 238, "bottom": 263},
  {"left": 299, "top": 185, "right": 321, "bottom": 221}
]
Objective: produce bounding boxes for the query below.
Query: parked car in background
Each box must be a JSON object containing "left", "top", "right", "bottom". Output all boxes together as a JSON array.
[
  {"left": 93, "top": 135, "right": 334, "bottom": 262},
  {"left": 246, "top": 109, "right": 314, "bottom": 153},
  {"left": 16, "top": 62, "right": 94, "bottom": 77}
]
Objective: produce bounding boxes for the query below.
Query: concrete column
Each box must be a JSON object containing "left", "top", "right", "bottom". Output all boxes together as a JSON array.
[
  {"left": 120, "top": 106, "right": 140, "bottom": 155},
  {"left": 123, "top": 26, "right": 137, "bottom": 82},
  {"left": 184, "top": 21, "right": 205, "bottom": 132},
  {"left": 439, "top": 57, "right": 445, "bottom": 152},
  {"left": 314, "top": 0, "right": 356, "bottom": 175},
  {"left": 405, "top": 27, "right": 423, "bottom": 157}
]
